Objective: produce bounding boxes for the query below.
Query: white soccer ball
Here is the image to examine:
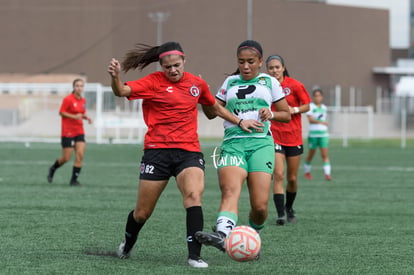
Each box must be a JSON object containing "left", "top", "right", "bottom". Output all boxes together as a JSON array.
[{"left": 225, "top": 225, "right": 261, "bottom": 262}]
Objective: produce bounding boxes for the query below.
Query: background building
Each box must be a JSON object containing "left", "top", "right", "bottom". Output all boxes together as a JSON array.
[{"left": 0, "top": 0, "right": 391, "bottom": 107}]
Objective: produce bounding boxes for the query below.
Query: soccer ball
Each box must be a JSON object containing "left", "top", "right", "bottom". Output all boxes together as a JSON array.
[{"left": 225, "top": 225, "right": 261, "bottom": 262}]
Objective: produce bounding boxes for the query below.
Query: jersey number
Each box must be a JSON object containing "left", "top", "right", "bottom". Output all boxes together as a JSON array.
[{"left": 236, "top": 85, "right": 256, "bottom": 99}]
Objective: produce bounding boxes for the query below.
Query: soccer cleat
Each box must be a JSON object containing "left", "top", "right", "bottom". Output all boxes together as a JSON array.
[
  {"left": 195, "top": 231, "right": 225, "bottom": 252},
  {"left": 70, "top": 179, "right": 81, "bottom": 186},
  {"left": 47, "top": 167, "right": 55, "bottom": 183},
  {"left": 304, "top": 172, "right": 312, "bottom": 180},
  {"left": 325, "top": 175, "right": 332, "bottom": 181},
  {"left": 276, "top": 215, "right": 286, "bottom": 226},
  {"left": 187, "top": 256, "right": 208, "bottom": 268},
  {"left": 286, "top": 208, "right": 297, "bottom": 223},
  {"left": 117, "top": 240, "right": 131, "bottom": 259}
]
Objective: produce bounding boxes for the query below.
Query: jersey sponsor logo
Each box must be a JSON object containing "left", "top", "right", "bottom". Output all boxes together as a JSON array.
[
  {"left": 166, "top": 86, "right": 173, "bottom": 93},
  {"left": 283, "top": 87, "right": 291, "bottom": 96},
  {"left": 217, "top": 154, "right": 245, "bottom": 167},
  {"left": 189, "top": 85, "right": 200, "bottom": 97}
]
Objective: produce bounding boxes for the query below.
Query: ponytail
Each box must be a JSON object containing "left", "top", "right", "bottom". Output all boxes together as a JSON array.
[{"left": 122, "top": 42, "right": 185, "bottom": 73}]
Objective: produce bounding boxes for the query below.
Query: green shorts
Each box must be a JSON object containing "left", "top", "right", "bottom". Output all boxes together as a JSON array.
[
  {"left": 307, "top": 136, "right": 329, "bottom": 149},
  {"left": 217, "top": 137, "right": 274, "bottom": 174}
]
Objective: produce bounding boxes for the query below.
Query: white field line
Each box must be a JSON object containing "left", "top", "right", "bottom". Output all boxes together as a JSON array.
[{"left": 0, "top": 160, "right": 413, "bottom": 173}]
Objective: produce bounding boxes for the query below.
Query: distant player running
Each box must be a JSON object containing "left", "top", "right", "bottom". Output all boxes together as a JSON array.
[
  {"left": 47, "top": 78, "right": 92, "bottom": 186},
  {"left": 304, "top": 88, "right": 332, "bottom": 180}
]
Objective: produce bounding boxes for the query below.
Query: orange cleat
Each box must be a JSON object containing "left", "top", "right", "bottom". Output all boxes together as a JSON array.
[
  {"left": 325, "top": 175, "right": 332, "bottom": 181},
  {"left": 304, "top": 172, "right": 312, "bottom": 180}
]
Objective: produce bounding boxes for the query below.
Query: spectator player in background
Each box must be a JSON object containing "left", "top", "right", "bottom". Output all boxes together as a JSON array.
[
  {"left": 304, "top": 88, "right": 332, "bottom": 180},
  {"left": 47, "top": 78, "right": 92, "bottom": 186},
  {"left": 194, "top": 40, "right": 291, "bottom": 253},
  {"left": 107, "top": 41, "right": 263, "bottom": 268},
  {"left": 266, "top": 54, "right": 311, "bottom": 225}
]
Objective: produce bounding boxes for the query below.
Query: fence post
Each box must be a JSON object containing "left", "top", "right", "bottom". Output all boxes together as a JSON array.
[
  {"left": 95, "top": 84, "right": 103, "bottom": 144},
  {"left": 376, "top": 86, "right": 382, "bottom": 113},
  {"left": 401, "top": 98, "right": 407, "bottom": 149}
]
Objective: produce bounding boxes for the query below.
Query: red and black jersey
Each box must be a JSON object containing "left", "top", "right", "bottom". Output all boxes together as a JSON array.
[
  {"left": 271, "top": 76, "right": 311, "bottom": 146},
  {"left": 126, "top": 71, "right": 215, "bottom": 152},
  {"left": 59, "top": 93, "right": 86, "bottom": 137}
]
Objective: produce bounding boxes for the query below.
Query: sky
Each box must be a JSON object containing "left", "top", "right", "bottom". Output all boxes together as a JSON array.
[{"left": 327, "top": 0, "right": 410, "bottom": 49}]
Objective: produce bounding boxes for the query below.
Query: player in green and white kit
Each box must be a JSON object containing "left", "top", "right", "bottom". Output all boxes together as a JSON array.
[
  {"left": 304, "top": 88, "right": 332, "bottom": 180},
  {"left": 195, "top": 40, "right": 291, "bottom": 254}
]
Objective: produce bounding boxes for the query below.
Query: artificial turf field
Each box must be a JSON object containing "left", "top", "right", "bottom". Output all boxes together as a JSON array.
[{"left": 1, "top": 139, "right": 413, "bottom": 274}]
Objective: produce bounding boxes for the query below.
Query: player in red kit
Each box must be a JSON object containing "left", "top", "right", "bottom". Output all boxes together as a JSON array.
[
  {"left": 47, "top": 78, "right": 93, "bottom": 186},
  {"left": 107, "top": 41, "right": 262, "bottom": 268},
  {"left": 266, "top": 55, "right": 311, "bottom": 225}
]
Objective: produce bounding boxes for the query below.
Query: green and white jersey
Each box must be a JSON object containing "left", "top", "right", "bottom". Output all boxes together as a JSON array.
[
  {"left": 216, "top": 73, "right": 285, "bottom": 140},
  {"left": 307, "top": 102, "right": 329, "bottom": 137}
]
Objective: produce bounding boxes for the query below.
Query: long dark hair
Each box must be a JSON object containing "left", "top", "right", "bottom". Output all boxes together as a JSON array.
[
  {"left": 121, "top": 42, "right": 184, "bottom": 73},
  {"left": 230, "top": 40, "right": 263, "bottom": 75},
  {"left": 265, "top": 55, "right": 290, "bottom": 77}
]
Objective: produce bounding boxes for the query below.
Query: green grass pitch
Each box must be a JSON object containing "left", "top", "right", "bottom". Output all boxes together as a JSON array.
[{"left": 1, "top": 139, "right": 413, "bottom": 274}]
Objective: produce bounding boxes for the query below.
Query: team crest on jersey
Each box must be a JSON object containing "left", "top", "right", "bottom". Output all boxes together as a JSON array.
[
  {"left": 189, "top": 85, "right": 200, "bottom": 97},
  {"left": 283, "top": 87, "right": 291, "bottom": 96},
  {"left": 258, "top": 77, "right": 267, "bottom": 85}
]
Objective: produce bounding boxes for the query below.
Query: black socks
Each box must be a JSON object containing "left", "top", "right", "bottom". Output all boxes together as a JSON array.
[
  {"left": 186, "top": 206, "right": 203, "bottom": 259},
  {"left": 124, "top": 210, "right": 145, "bottom": 253}
]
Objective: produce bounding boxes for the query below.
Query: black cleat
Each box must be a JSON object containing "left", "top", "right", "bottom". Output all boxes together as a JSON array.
[
  {"left": 286, "top": 208, "right": 297, "bottom": 223},
  {"left": 70, "top": 179, "right": 81, "bottom": 186},
  {"left": 195, "top": 231, "right": 225, "bottom": 252},
  {"left": 47, "top": 167, "right": 55, "bottom": 183},
  {"left": 276, "top": 215, "right": 286, "bottom": 226}
]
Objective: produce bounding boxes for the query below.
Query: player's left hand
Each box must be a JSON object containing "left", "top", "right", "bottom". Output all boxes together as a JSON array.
[
  {"left": 239, "top": 119, "right": 264, "bottom": 133},
  {"left": 259, "top": 107, "right": 273, "bottom": 121}
]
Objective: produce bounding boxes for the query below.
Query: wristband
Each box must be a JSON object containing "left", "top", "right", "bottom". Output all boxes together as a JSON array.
[
  {"left": 238, "top": 119, "right": 244, "bottom": 127},
  {"left": 270, "top": 110, "right": 274, "bottom": 119},
  {"left": 293, "top": 107, "right": 299, "bottom": 114}
]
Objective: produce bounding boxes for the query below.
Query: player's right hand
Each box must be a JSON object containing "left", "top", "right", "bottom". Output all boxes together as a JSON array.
[{"left": 108, "top": 58, "right": 121, "bottom": 77}]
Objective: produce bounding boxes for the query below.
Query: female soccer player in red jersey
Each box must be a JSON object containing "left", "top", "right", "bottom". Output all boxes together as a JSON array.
[
  {"left": 194, "top": 40, "right": 291, "bottom": 254},
  {"left": 47, "top": 78, "right": 92, "bottom": 186},
  {"left": 107, "top": 41, "right": 263, "bottom": 268},
  {"left": 266, "top": 55, "right": 311, "bottom": 225}
]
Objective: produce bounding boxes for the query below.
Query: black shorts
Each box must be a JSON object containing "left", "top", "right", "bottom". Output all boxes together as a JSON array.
[
  {"left": 274, "top": 143, "right": 303, "bottom": 157},
  {"left": 61, "top": 135, "right": 85, "bottom": 148},
  {"left": 139, "top": 149, "right": 205, "bottom": 180}
]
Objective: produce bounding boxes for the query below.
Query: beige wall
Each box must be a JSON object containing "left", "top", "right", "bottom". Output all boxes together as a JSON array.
[{"left": 0, "top": 0, "right": 390, "bottom": 107}]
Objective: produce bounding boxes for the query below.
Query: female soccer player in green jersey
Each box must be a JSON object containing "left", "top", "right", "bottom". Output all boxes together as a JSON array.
[
  {"left": 304, "top": 88, "right": 332, "bottom": 180},
  {"left": 195, "top": 40, "right": 291, "bottom": 253}
]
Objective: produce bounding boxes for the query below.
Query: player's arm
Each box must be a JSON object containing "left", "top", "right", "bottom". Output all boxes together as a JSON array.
[
  {"left": 203, "top": 99, "right": 264, "bottom": 133},
  {"left": 108, "top": 58, "right": 131, "bottom": 97},
  {"left": 270, "top": 98, "right": 291, "bottom": 123},
  {"left": 202, "top": 98, "right": 223, "bottom": 120},
  {"left": 60, "top": 112, "right": 83, "bottom": 120},
  {"left": 289, "top": 103, "right": 310, "bottom": 115},
  {"left": 307, "top": 115, "right": 328, "bottom": 125},
  {"left": 82, "top": 114, "right": 93, "bottom": 124}
]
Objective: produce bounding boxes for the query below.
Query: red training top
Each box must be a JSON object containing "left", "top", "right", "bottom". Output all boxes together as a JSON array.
[
  {"left": 59, "top": 93, "right": 86, "bottom": 137},
  {"left": 126, "top": 71, "right": 215, "bottom": 152},
  {"left": 271, "top": 76, "right": 311, "bottom": 146}
]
